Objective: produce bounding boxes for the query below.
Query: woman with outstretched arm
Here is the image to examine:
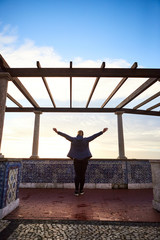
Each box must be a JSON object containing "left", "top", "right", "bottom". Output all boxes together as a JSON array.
[{"left": 53, "top": 128, "right": 108, "bottom": 196}]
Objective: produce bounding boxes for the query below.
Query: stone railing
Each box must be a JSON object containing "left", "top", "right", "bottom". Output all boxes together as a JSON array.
[{"left": 20, "top": 158, "right": 152, "bottom": 189}]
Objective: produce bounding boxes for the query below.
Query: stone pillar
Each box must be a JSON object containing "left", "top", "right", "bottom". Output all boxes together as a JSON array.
[
  {"left": 0, "top": 73, "right": 11, "bottom": 158},
  {"left": 115, "top": 112, "right": 127, "bottom": 159},
  {"left": 150, "top": 160, "right": 160, "bottom": 212},
  {"left": 30, "top": 111, "right": 42, "bottom": 159}
]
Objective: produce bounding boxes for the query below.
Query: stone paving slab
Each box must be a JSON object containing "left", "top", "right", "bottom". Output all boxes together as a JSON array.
[{"left": 0, "top": 219, "right": 160, "bottom": 240}]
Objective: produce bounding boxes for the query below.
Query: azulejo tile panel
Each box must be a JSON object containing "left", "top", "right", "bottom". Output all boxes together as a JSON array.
[
  {"left": 21, "top": 159, "right": 152, "bottom": 185},
  {"left": 21, "top": 161, "right": 74, "bottom": 183},
  {"left": 0, "top": 161, "right": 21, "bottom": 209},
  {"left": 127, "top": 161, "right": 152, "bottom": 184},
  {"left": 86, "top": 161, "right": 126, "bottom": 184},
  {"left": 6, "top": 168, "right": 18, "bottom": 205},
  {"left": 0, "top": 163, "right": 6, "bottom": 208}
]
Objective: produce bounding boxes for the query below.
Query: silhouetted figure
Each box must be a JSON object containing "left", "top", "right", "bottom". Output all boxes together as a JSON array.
[{"left": 53, "top": 128, "right": 108, "bottom": 196}]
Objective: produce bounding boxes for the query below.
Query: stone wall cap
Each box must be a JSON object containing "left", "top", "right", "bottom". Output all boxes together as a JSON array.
[
  {"left": 149, "top": 160, "right": 160, "bottom": 163},
  {"left": 20, "top": 158, "right": 154, "bottom": 162},
  {"left": 0, "top": 158, "right": 22, "bottom": 162},
  {"left": 1, "top": 158, "right": 158, "bottom": 162}
]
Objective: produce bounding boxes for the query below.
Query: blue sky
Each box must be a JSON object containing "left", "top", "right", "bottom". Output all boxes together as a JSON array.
[
  {"left": 0, "top": 0, "right": 160, "bottom": 159},
  {"left": 1, "top": 0, "right": 160, "bottom": 66}
]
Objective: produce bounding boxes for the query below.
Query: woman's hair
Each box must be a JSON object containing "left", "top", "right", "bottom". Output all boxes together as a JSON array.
[{"left": 77, "top": 130, "right": 84, "bottom": 136}]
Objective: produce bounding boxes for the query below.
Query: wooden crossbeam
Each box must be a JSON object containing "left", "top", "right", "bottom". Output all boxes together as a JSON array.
[
  {"left": 86, "top": 62, "right": 105, "bottom": 108},
  {"left": 0, "top": 55, "right": 40, "bottom": 108},
  {"left": 3, "top": 68, "right": 160, "bottom": 78},
  {"left": 37, "top": 61, "right": 56, "bottom": 108},
  {"left": 7, "top": 93, "right": 23, "bottom": 108},
  {"left": 5, "top": 107, "right": 160, "bottom": 116},
  {"left": 101, "top": 62, "right": 137, "bottom": 108},
  {"left": 12, "top": 77, "right": 40, "bottom": 108},
  {"left": 133, "top": 92, "right": 160, "bottom": 109},
  {"left": 116, "top": 78, "right": 159, "bottom": 108},
  {"left": 146, "top": 103, "right": 160, "bottom": 111}
]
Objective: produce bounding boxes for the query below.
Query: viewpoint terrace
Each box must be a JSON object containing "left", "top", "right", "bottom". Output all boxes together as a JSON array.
[{"left": 0, "top": 54, "right": 160, "bottom": 219}]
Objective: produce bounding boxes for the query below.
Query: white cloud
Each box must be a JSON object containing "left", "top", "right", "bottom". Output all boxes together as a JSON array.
[
  {"left": 0, "top": 24, "right": 17, "bottom": 46},
  {"left": 1, "top": 38, "right": 63, "bottom": 67}
]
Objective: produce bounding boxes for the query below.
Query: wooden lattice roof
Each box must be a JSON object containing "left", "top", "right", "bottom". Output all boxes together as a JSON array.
[{"left": 0, "top": 54, "right": 160, "bottom": 116}]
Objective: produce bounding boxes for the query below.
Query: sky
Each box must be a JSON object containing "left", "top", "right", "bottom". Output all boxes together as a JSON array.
[{"left": 0, "top": 0, "right": 160, "bottom": 159}]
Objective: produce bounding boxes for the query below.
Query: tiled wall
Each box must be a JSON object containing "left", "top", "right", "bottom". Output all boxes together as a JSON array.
[
  {"left": 0, "top": 161, "right": 21, "bottom": 209},
  {"left": 127, "top": 160, "right": 152, "bottom": 184},
  {"left": 20, "top": 159, "right": 152, "bottom": 188}
]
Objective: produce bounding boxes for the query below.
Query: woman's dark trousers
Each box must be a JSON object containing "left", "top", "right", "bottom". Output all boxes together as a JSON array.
[{"left": 74, "top": 159, "right": 88, "bottom": 191}]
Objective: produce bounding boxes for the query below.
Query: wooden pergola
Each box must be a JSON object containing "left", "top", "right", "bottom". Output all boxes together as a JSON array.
[
  {"left": 0, "top": 55, "right": 159, "bottom": 115},
  {"left": 0, "top": 54, "right": 159, "bottom": 158}
]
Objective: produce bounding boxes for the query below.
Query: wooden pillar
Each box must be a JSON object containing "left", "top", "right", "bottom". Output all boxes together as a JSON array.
[
  {"left": 115, "top": 112, "right": 127, "bottom": 159},
  {"left": 0, "top": 73, "right": 11, "bottom": 158},
  {"left": 30, "top": 111, "right": 42, "bottom": 159}
]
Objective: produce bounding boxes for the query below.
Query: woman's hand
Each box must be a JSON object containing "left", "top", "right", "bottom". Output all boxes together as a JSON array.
[
  {"left": 53, "top": 128, "right": 58, "bottom": 133},
  {"left": 103, "top": 128, "right": 108, "bottom": 133}
]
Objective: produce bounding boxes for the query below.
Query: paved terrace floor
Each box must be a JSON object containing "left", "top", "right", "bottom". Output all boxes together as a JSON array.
[
  {"left": 4, "top": 188, "right": 160, "bottom": 222},
  {"left": 0, "top": 188, "right": 160, "bottom": 239}
]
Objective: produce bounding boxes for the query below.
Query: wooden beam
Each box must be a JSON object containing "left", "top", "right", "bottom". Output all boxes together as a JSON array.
[
  {"left": 70, "top": 61, "right": 72, "bottom": 108},
  {"left": 37, "top": 61, "right": 56, "bottom": 108},
  {"left": 0, "top": 54, "right": 40, "bottom": 108},
  {"left": 146, "top": 103, "right": 160, "bottom": 111},
  {"left": 5, "top": 107, "right": 160, "bottom": 116},
  {"left": 101, "top": 62, "right": 137, "bottom": 108},
  {"left": 12, "top": 77, "right": 40, "bottom": 108},
  {"left": 7, "top": 93, "right": 23, "bottom": 108},
  {"left": 3, "top": 68, "right": 160, "bottom": 78},
  {"left": 116, "top": 78, "right": 159, "bottom": 108},
  {"left": 133, "top": 92, "right": 160, "bottom": 109},
  {"left": 86, "top": 62, "right": 105, "bottom": 108},
  {"left": 0, "top": 55, "right": 7, "bottom": 71}
]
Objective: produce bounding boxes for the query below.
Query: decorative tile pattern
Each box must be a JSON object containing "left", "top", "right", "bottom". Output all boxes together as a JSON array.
[
  {"left": 0, "top": 161, "right": 21, "bottom": 209},
  {"left": 127, "top": 161, "right": 152, "bottom": 184},
  {"left": 21, "top": 161, "right": 74, "bottom": 183},
  {"left": 6, "top": 168, "right": 18, "bottom": 205},
  {"left": 21, "top": 159, "right": 152, "bottom": 186},
  {"left": 0, "top": 163, "right": 6, "bottom": 208},
  {"left": 86, "top": 161, "right": 126, "bottom": 184},
  {"left": 1, "top": 220, "right": 160, "bottom": 240}
]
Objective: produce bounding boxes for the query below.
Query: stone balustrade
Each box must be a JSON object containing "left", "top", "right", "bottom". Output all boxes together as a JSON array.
[{"left": 20, "top": 158, "right": 153, "bottom": 189}]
